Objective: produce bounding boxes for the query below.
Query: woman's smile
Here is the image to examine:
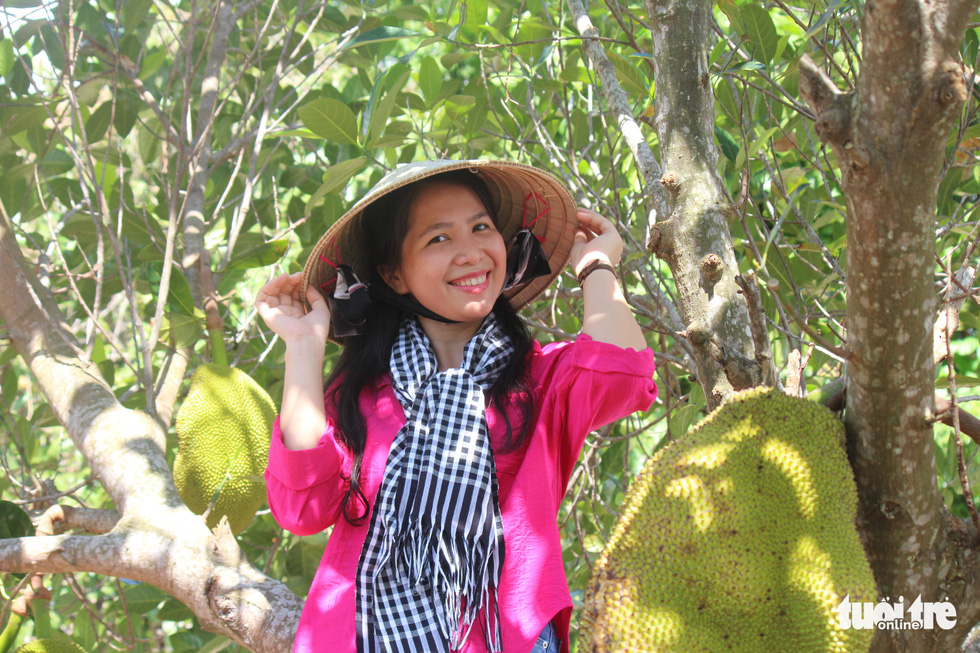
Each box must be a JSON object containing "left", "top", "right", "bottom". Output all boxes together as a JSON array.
[{"left": 449, "top": 270, "right": 491, "bottom": 291}]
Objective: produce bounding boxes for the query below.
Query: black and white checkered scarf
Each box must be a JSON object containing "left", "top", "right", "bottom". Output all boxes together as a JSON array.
[{"left": 355, "top": 314, "right": 513, "bottom": 653}]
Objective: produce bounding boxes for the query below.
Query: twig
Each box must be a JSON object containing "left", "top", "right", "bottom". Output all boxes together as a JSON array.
[
  {"left": 734, "top": 271, "right": 781, "bottom": 389},
  {"left": 944, "top": 253, "right": 980, "bottom": 534}
]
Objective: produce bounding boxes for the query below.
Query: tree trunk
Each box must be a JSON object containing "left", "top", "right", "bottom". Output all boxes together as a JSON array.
[{"left": 800, "top": 1, "right": 980, "bottom": 650}]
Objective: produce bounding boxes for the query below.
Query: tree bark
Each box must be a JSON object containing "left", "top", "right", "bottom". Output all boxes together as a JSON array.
[
  {"left": 800, "top": 1, "right": 980, "bottom": 650},
  {"left": 644, "top": 0, "right": 761, "bottom": 409}
]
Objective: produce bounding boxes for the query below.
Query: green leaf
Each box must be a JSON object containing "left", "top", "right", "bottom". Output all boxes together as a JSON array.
[
  {"left": 419, "top": 55, "right": 443, "bottom": 108},
  {"left": 167, "top": 268, "right": 197, "bottom": 316},
  {"left": 804, "top": 0, "right": 842, "bottom": 38},
  {"left": 607, "top": 52, "right": 648, "bottom": 98},
  {"left": 443, "top": 94, "right": 476, "bottom": 122},
  {"left": 122, "top": 0, "right": 154, "bottom": 32},
  {"left": 0, "top": 39, "right": 14, "bottom": 77},
  {"left": 740, "top": 3, "right": 779, "bottom": 66},
  {"left": 718, "top": 0, "right": 744, "bottom": 33},
  {"left": 9, "top": 52, "right": 32, "bottom": 95},
  {"left": 297, "top": 99, "right": 358, "bottom": 145},
  {"left": 86, "top": 102, "right": 113, "bottom": 142},
  {"left": 306, "top": 157, "right": 367, "bottom": 213},
  {"left": 286, "top": 535, "right": 327, "bottom": 579},
  {"left": 121, "top": 583, "right": 168, "bottom": 613},
  {"left": 265, "top": 128, "right": 319, "bottom": 140},
  {"left": 158, "top": 598, "right": 195, "bottom": 623},
  {"left": 936, "top": 375, "right": 980, "bottom": 389},
  {"left": 224, "top": 239, "right": 290, "bottom": 272},
  {"left": 715, "top": 126, "right": 740, "bottom": 163},
  {"left": 0, "top": 500, "right": 33, "bottom": 539},
  {"left": 668, "top": 403, "right": 702, "bottom": 438},
  {"left": 367, "top": 65, "right": 412, "bottom": 147},
  {"left": 160, "top": 313, "right": 204, "bottom": 349},
  {"left": 198, "top": 636, "right": 234, "bottom": 653},
  {"left": 113, "top": 93, "right": 137, "bottom": 137},
  {"left": 3, "top": 105, "right": 47, "bottom": 137},
  {"left": 343, "top": 26, "right": 423, "bottom": 50}
]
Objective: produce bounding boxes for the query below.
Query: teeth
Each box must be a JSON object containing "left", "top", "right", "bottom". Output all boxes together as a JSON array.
[{"left": 453, "top": 273, "right": 488, "bottom": 287}]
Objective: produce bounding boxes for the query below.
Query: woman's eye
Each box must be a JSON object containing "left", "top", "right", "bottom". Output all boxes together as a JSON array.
[
  {"left": 427, "top": 235, "right": 447, "bottom": 245},
  {"left": 474, "top": 222, "right": 493, "bottom": 232}
]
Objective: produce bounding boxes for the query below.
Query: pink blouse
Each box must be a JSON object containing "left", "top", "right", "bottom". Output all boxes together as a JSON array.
[{"left": 265, "top": 334, "right": 657, "bottom": 653}]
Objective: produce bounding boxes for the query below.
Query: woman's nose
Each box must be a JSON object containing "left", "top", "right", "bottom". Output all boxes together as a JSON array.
[{"left": 453, "top": 234, "right": 482, "bottom": 264}]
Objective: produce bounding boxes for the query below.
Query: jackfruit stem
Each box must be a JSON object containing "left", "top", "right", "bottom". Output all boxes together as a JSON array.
[
  {"left": 31, "top": 603, "right": 50, "bottom": 640},
  {"left": 208, "top": 327, "right": 228, "bottom": 367},
  {"left": 0, "top": 612, "right": 24, "bottom": 653}
]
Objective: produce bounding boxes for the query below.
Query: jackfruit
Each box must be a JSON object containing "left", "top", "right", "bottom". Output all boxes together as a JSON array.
[
  {"left": 15, "top": 640, "right": 87, "bottom": 653},
  {"left": 580, "top": 387, "right": 876, "bottom": 653},
  {"left": 174, "top": 363, "right": 276, "bottom": 535}
]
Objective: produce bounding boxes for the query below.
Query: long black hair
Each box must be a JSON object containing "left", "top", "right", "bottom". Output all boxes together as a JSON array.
[{"left": 325, "top": 170, "right": 537, "bottom": 526}]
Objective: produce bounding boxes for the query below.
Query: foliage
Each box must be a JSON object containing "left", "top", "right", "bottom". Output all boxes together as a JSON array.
[{"left": 0, "top": 0, "right": 977, "bottom": 650}]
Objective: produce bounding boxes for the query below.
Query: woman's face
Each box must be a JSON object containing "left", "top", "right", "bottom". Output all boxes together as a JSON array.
[{"left": 384, "top": 181, "right": 507, "bottom": 325}]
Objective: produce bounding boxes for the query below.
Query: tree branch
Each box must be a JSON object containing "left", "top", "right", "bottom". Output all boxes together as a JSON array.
[
  {"left": 735, "top": 271, "right": 781, "bottom": 389},
  {"left": 799, "top": 54, "right": 854, "bottom": 148},
  {"left": 637, "top": 0, "right": 758, "bottom": 409},
  {"left": 934, "top": 265, "right": 977, "bottom": 365},
  {"left": 565, "top": 0, "right": 669, "bottom": 222},
  {"left": 0, "top": 518, "right": 302, "bottom": 653},
  {"left": 182, "top": 0, "right": 235, "bottom": 303}
]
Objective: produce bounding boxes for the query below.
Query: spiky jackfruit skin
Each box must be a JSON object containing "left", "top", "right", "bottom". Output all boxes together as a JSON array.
[
  {"left": 174, "top": 364, "right": 276, "bottom": 535},
  {"left": 581, "top": 387, "right": 876, "bottom": 653},
  {"left": 15, "top": 640, "right": 87, "bottom": 653}
]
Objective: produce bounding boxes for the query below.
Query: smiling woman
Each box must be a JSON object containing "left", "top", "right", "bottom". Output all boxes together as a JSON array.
[{"left": 254, "top": 158, "right": 657, "bottom": 653}]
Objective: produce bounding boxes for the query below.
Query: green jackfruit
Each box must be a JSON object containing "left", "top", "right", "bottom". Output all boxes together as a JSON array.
[
  {"left": 581, "top": 387, "right": 876, "bottom": 653},
  {"left": 15, "top": 640, "right": 87, "bottom": 653},
  {"left": 174, "top": 363, "right": 276, "bottom": 535}
]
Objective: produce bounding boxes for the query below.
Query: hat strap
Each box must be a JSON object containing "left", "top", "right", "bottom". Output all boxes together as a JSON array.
[{"left": 368, "top": 282, "right": 459, "bottom": 325}]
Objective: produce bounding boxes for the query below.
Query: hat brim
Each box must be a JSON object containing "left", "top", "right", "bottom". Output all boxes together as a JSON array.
[{"left": 301, "top": 159, "right": 579, "bottom": 341}]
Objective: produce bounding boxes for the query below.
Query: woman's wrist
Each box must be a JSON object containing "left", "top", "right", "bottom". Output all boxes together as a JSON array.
[
  {"left": 573, "top": 253, "right": 616, "bottom": 278},
  {"left": 283, "top": 334, "right": 327, "bottom": 356}
]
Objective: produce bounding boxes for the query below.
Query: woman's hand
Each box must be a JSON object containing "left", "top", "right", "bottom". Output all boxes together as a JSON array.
[
  {"left": 569, "top": 208, "right": 623, "bottom": 277},
  {"left": 255, "top": 272, "right": 331, "bottom": 345}
]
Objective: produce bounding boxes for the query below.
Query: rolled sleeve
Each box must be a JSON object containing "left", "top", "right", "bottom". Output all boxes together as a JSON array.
[
  {"left": 264, "top": 415, "right": 350, "bottom": 535},
  {"left": 535, "top": 334, "right": 658, "bottom": 485}
]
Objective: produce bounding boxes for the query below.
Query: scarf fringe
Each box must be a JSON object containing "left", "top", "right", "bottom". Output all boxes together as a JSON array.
[{"left": 374, "top": 515, "right": 504, "bottom": 651}]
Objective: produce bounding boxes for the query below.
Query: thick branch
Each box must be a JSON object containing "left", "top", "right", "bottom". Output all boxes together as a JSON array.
[
  {"left": 935, "top": 397, "right": 980, "bottom": 445},
  {"left": 182, "top": 0, "right": 235, "bottom": 302},
  {"left": 37, "top": 505, "right": 119, "bottom": 536},
  {"left": 0, "top": 517, "right": 302, "bottom": 653},
  {"left": 799, "top": 54, "right": 854, "bottom": 148},
  {"left": 640, "top": 0, "right": 757, "bottom": 409}
]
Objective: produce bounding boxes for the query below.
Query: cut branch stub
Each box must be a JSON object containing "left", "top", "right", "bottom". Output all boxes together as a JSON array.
[
  {"left": 699, "top": 254, "right": 724, "bottom": 284},
  {"left": 647, "top": 219, "right": 676, "bottom": 262},
  {"left": 799, "top": 54, "right": 854, "bottom": 147}
]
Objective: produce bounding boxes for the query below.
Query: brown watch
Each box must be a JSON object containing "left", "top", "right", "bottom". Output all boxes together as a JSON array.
[{"left": 576, "top": 260, "right": 618, "bottom": 285}]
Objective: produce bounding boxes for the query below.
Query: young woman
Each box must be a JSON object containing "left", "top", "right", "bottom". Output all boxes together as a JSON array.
[{"left": 256, "top": 160, "right": 657, "bottom": 653}]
